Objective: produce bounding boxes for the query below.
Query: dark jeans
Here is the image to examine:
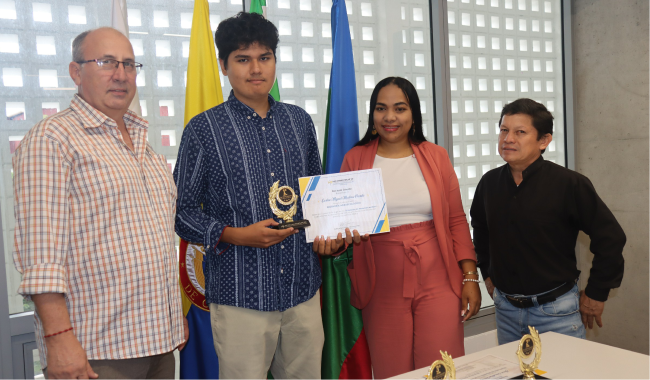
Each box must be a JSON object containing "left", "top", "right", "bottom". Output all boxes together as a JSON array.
[{"left": 45, "top": 351, "right": 175, "bottom": 379}]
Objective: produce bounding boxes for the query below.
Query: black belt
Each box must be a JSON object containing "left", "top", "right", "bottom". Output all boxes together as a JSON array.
[{"left": 504, "top": 281, "right": 575, "bottom": 309}]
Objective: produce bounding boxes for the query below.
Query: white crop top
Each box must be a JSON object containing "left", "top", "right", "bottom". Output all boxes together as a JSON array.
[{"left": 373, "top": 154, "right": 433, "bottom": 227}]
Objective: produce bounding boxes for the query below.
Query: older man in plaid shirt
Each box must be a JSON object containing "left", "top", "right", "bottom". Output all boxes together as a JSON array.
[{"left": 12, "top": 27, "right": 187, "bottom": 379}]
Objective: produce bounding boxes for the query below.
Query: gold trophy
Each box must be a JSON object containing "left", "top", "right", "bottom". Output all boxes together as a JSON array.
[
  {"left": 516, "top": 326, "right": 542, "bottom": 379},
  {"left": 426, "top": 351, "right": 456, "bottom": 380},
  {"left": 269, "top": 181, "right": 311, "bottom": 230}
]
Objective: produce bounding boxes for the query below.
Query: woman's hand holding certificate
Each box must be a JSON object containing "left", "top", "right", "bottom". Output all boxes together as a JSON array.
[
  {"left": 298, "top": 169, "right": 390, "bottom": 243},
  {"left": 311, "top": 228, "right": 370, "bottom": 256}
]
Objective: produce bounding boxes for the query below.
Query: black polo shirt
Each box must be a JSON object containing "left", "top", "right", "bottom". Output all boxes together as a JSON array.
[{"left": 470, "top": 156, "right": 626, "bottom": 302}]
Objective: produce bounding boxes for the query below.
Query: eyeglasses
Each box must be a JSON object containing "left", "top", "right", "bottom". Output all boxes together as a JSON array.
[{"left": 76, "top": 59, "right": 143, "bottom": 74}]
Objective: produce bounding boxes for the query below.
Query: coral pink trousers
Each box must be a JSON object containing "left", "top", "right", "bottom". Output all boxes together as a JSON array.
[{"left": 360, "top": 220, "right": 464, "bottom": 379}]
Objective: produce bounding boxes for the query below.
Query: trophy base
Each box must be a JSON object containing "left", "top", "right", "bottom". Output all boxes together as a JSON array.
[
  {"left": 272, "top": 219, "right": 311, "bottom": 230},
  {"left": 510, "top": 375, "right": 549, "bottom": 379}
]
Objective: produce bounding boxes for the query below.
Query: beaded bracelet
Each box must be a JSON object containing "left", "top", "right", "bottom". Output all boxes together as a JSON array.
[
  {"left": 462, "top": 278, "right": 480, "bottom": 285},
  {"left": 44, "top": 327, "right": 73, "bottom": 339}
]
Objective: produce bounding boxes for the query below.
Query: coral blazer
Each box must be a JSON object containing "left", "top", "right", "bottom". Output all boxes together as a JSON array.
[{"left": 340, "top": 139, "right": 477, "bottom": 309}]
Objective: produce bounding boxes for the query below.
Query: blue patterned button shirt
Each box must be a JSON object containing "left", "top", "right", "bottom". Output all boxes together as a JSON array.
[{"left": 174, "top": 91, "right": 322, "bottom": 312}]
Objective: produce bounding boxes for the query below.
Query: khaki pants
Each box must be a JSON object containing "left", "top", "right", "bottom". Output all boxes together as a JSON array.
[
  {"left": 210, "top": 290, "right": 324, "bottom": 379},
  {"left": 45, "top": 351, "right": 175, "bottom": 379}
]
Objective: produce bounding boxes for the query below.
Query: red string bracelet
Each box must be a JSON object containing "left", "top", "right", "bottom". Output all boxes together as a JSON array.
[{"left": 44, "top": 327, "right": 73, "bottom": 339}]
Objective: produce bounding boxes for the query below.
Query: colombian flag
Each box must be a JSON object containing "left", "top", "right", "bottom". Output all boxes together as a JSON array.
[{"left": 178, "top": 0, "right": 223, "bottom": 378}]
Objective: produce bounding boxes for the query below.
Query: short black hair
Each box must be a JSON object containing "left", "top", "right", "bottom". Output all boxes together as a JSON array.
[
  {"left": 214, "top": 12, "right": 279, "bottom": 68},
  {"left": 356, "top": 77, "right": 427, "bottom": 147},
  {"left": 499, "top": 98, "right": 554, "bottom": 153},
  {"left": 499, "top": 98, "right": 554, "bottom": 139}
]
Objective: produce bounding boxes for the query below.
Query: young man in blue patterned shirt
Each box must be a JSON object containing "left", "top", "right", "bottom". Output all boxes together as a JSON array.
[{"left": 174, "top": 12, "right": 349, "bottom": 379}]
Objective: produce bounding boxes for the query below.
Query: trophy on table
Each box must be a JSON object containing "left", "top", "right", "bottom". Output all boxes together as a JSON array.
[
  {"left": 515, "top": 326, "right": 542, "bottom": 379},
  {"left": 269, "top": 181, "right": 311, "bottom": 229},
  {"left": 426, "top": 351, "right": 456, "bottom": 380}
]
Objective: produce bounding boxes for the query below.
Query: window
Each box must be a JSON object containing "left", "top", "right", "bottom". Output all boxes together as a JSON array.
[
  {"left": 127, "top": 8, "right": 141, "bottom": 27},
  {"left": 362, "top": 50, "right": 374, "bottom": 65},
  {"left": 42, "top": 102, "right": 60, "bottom": 118},
  {"left": 157, "top": 70, "right": 173, "bottom": 87},
  {"left": 302, "top": 47, "right": 314, "bottom": 62},
  {"left": 36, "top": 36, "right": 56, "bottom": 55},
  {"left": 8, "top": 135, "right": 23, "bottom": 153},
  {"left": 0, "top": 0, "right": 16, "bottom": 20},
  {"left": 131, "top": 39, "right": 144, "bottom": 56},
  {"left": 279, "top": 20, "right": 292, "bottom": 35},
  {"left": 38, "top": 69, "right": 58, "bottom": 88},
  {"left": 323, "top": 48, "right": 333, "bottom": 63},
  {"left": 301, "top": 22, "right": 314, "bottom": 37},
  {"left": 362, "top": 27, "right": 373, "bottom": 41},
  {"left": 446, "top": 0, "right": 565, "bottom": 308},
  {"left": 281, "top": 73, "right": 294, "bottom": 88},
  {"left": 6, "top": 102, "right": 25, "bottom": 120},
  {"left": 322, "top": 23, "right": 332, "bottom": 38},
  {"left": 210, "top": 15, "right": 221, "bottom": 31},
  {"left": 159, "top": 100, "right": 175, "bottom": 116},
  {"left": 0, "top": 34, "right": 19, "bottom": 53},
  {"left": 136, "top": 69, "right": 146, "bottom": 86},
  {"left": 161, "top": 130, "right": 177, "bottom": 147},
  {"left": 181, "top": 13, "right": 193, "bottom": 29},
  {"left": 155, "top": 40, "right": 171, "bottom": 57},
  {"left": 304, "top": 73, "right": 316, "bottom": 88},
  {"left": 360, "top": 3, "right": 372, "bottom": 17},
  {"left": 3, "top": 67, "right": 22, "bottom": 87},
  {"left": 32, "top": 3, "right": 52, "bottom": 22},
  {"left": 68, "top": 5, "right": 87, "bottom": 24},
  {"left": 153, "top": 10, "right": 169, "bottom": 28},
  {"left": 279, "top": 46, "right": 293, "bottom": 61}
]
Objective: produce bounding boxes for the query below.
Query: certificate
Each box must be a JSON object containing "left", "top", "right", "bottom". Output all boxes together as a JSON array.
[
  {"left": 453, "top": 355, "right": 523, "bottom": 379},
  {"left": 404, "top": 355, "right": 520, "bottom": 380},
  {"left": 298, "top": 169, "right": 390, "bottom": 242}
]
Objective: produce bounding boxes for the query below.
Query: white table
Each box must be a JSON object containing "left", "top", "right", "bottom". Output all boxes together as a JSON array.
[{"left": 391, "top": 332, "right": 649, "bottom": 379}]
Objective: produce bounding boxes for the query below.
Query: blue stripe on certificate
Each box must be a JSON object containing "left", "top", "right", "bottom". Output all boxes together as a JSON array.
[
  {"left": 372, "top": 203, "right": 386, "bottom": 233},
  {"left": 302, "top": 176, "right": 321, "bottom": 202},
  {"left": 309, "top": 176, "right": 321, "bottom": 191}
]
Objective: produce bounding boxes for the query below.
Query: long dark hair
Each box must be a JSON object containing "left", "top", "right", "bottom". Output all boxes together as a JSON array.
[{"left": 355, "top": 77, "right": 427, "bottom": 147}]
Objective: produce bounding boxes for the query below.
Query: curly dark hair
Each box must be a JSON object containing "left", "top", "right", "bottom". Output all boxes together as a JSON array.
[
  {"left": 215, "top": 12, "right": 279, "bottom": 68},
  {"left": 356, "top": 77, "right": 427, "bottom": 147}
]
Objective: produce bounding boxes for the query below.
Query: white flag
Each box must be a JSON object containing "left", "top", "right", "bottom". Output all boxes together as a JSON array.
[{"left": 112, "top": 0, "right": 142, "bottom": 116}]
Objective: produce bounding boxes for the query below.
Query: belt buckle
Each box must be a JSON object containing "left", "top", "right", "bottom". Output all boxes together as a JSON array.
[{"left": 507, "top": 295, "right": 528, "bottom": 306}]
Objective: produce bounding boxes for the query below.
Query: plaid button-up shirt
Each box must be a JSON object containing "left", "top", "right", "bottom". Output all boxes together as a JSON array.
[{"left": 12, "top": 95, "right": 184, "bottom": 367}]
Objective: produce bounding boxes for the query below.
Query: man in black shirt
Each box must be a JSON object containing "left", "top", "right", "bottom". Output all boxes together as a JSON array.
[{"left": 470, "top": 98, "right": 626, "bottom": 344}]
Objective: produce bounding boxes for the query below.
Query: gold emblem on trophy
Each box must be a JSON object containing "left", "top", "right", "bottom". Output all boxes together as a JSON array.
[
  {"left": 516, "top": 326, "right": 542, "bottom": 379},
  {"left": 269, "top": 181, "right": 311, "bottom": 230},
  {"left": 426, "top": 351, "right": 456, "bottom": 380}
]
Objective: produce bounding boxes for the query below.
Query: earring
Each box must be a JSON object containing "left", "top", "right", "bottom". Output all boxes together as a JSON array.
[{"left": 372, "top": 128, "right": 377, "bottom": 135}]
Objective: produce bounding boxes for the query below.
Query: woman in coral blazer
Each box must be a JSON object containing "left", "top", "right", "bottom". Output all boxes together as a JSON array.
[{"left": 340, "top": 77, "right": 481, "bottom": 379}]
